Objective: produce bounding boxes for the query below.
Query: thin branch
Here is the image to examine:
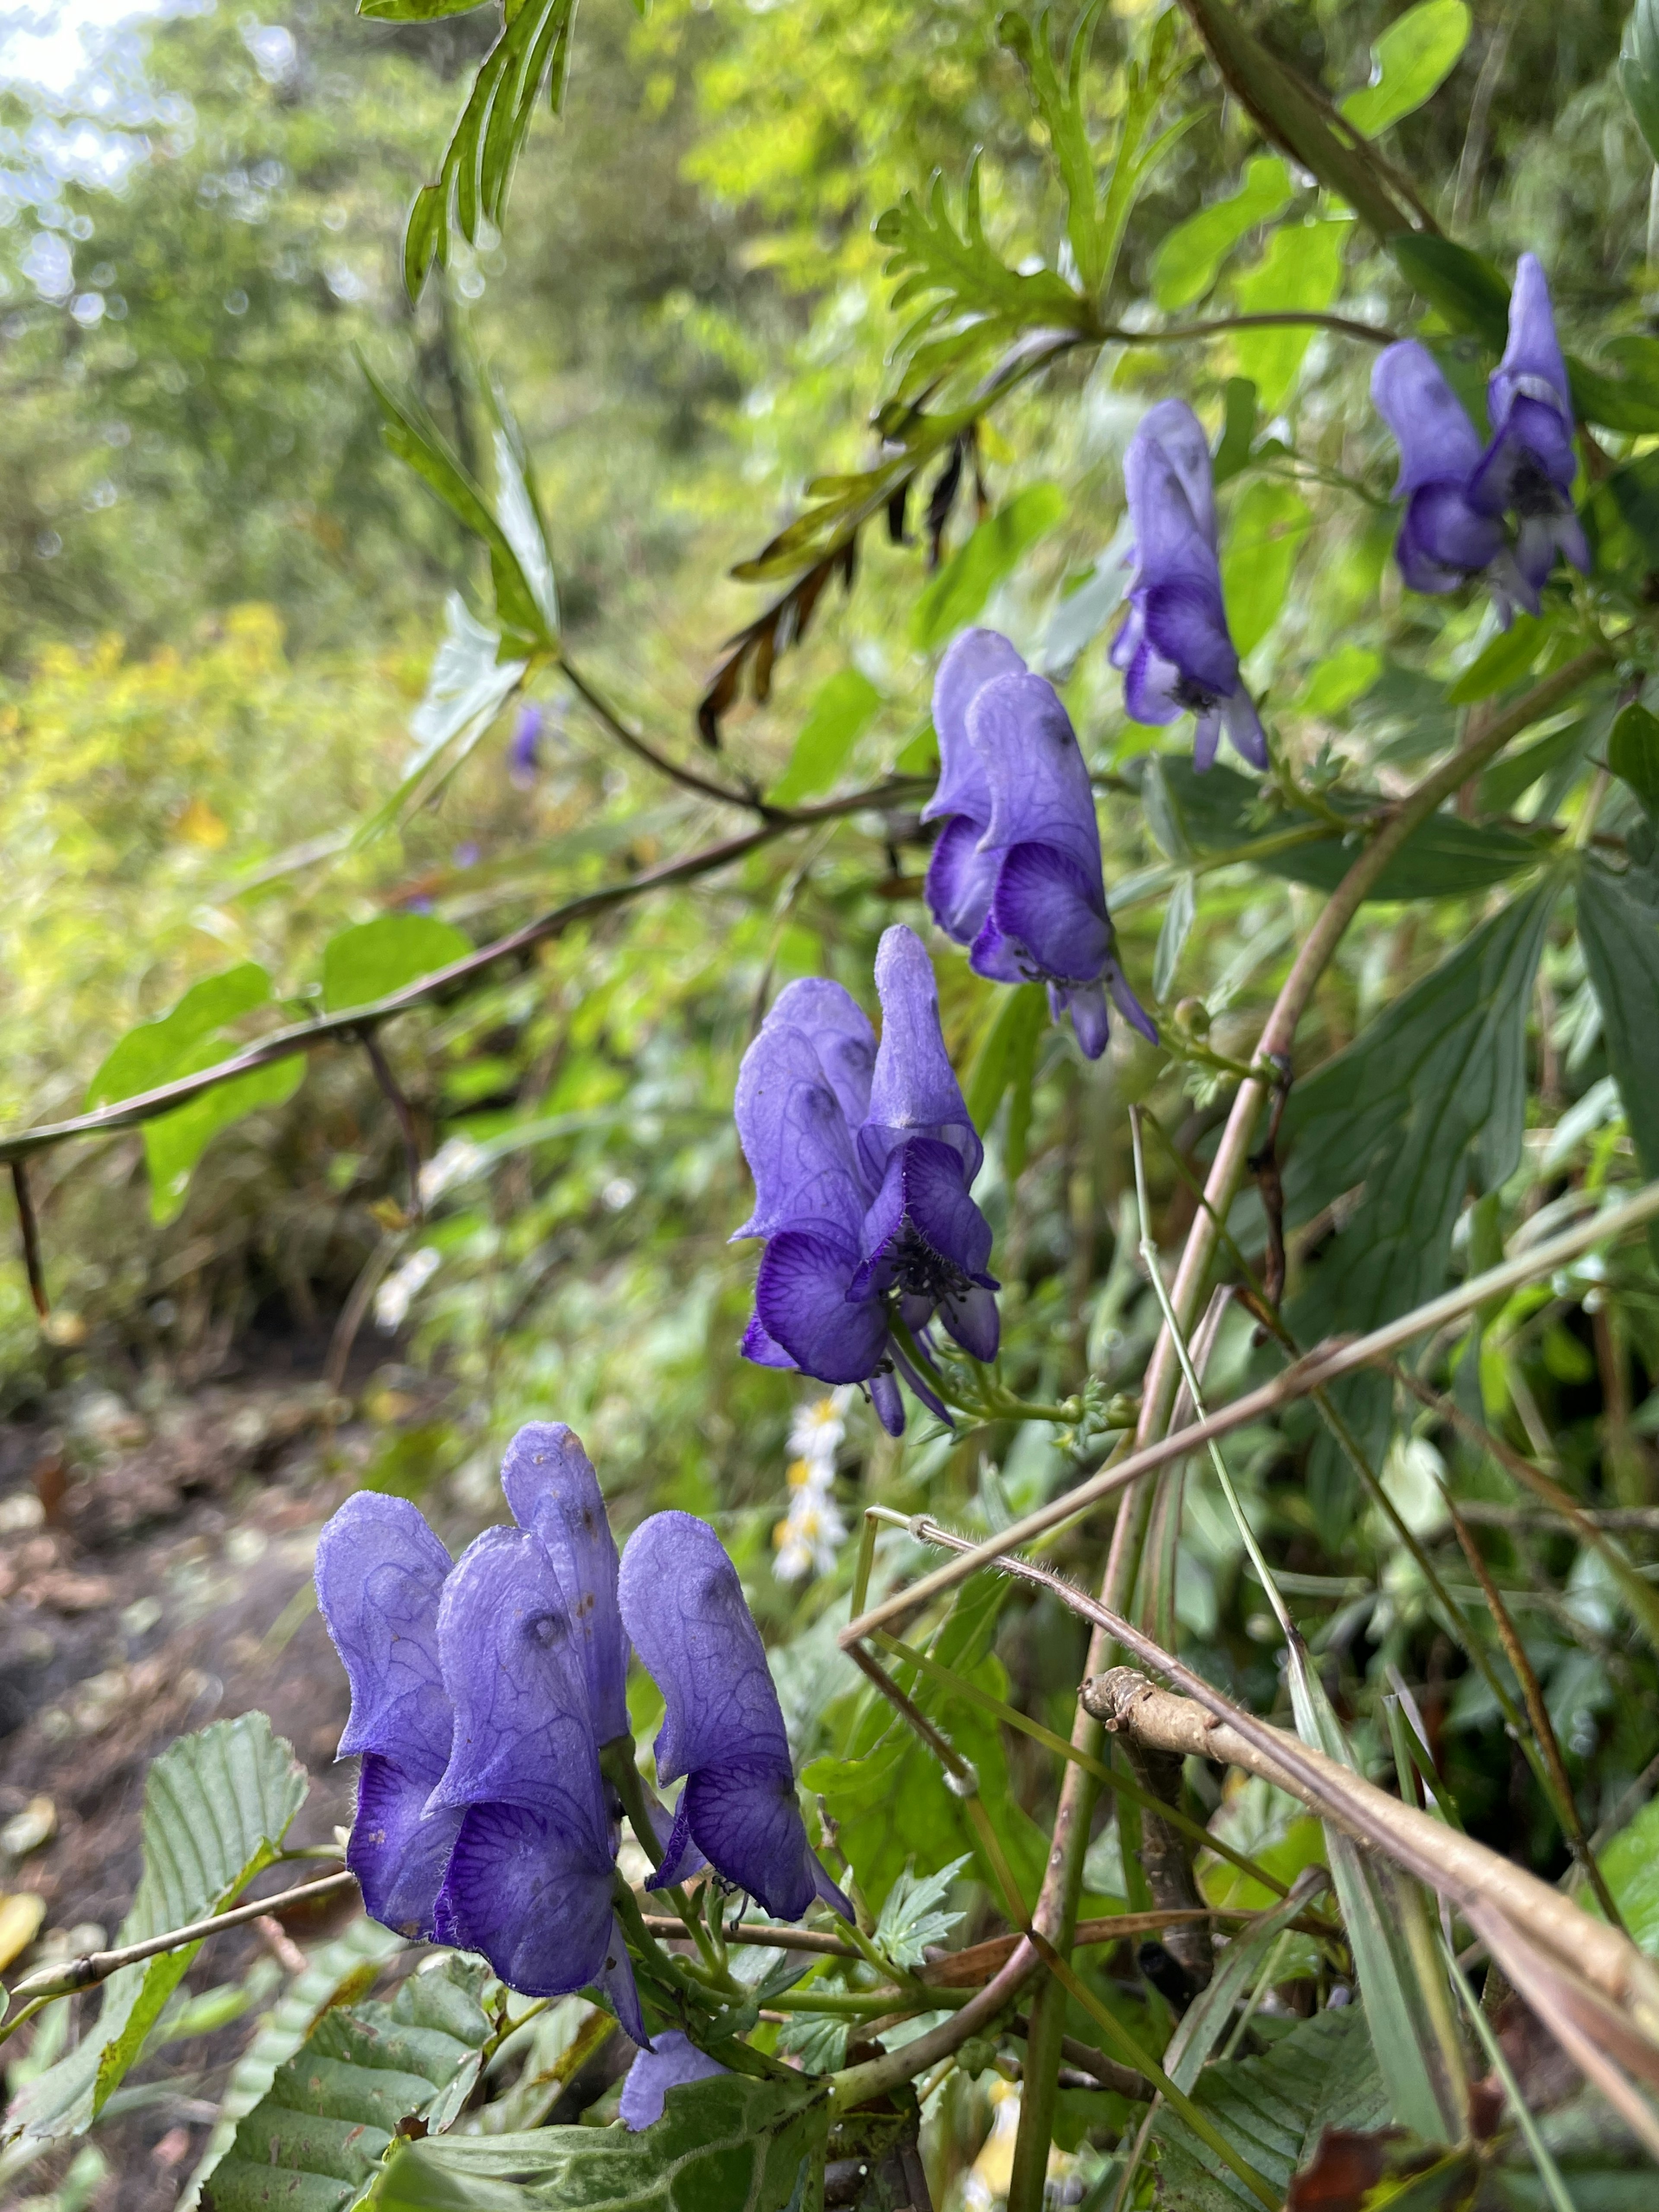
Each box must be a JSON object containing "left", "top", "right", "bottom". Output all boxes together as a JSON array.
[
  {"left": 558, "top": 655, "right": 769, "bottom": 813},
  {"left": 0, "top": 777, "right": 928, "bottom": 1171},
  {"left": 360, "top": 1030, "right": 424, "bottom": 1221},
  {"left": 839, "top": 1178, "right": 1659, "bottom": 1646},
  {"left": 1096, "top": 309, "right": 1399, "bottom": 349},
  {"left": 10, "top": 1159, "right": 48, "bottom": 1317},
  {"left": 638, "top": 1915, "right": 860, "bottom": 1961},
  {"left": 5, "top": 1871, "right": 356, "bottom": 2003}
]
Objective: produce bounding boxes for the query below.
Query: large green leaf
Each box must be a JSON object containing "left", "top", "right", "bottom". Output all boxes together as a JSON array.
[
  {"left": 1220, "top": 480, "right": 1311, "bottom": 658},
  {"left": 1149, "top": 2006, "right": 1388, "bottom": 2208},
  {"left": 1231, "top": 220, "right": 1347, "bottom": 412},
  {"left": 1282, "top": 884, "right": 1555, "bottom": 1507},
  {"left": 5, "top": 1715, "right": 308, "bottom": 2145},
  {"left": 1150, "top": 156, "right": 1291, "bottom": 311},
  {"left": 321, "top": 915, "right": 475, "bottom": 1015},
  {"left": 1388, "top": 233, "right": 1509, "bottom": 351},
  {"left": 375, "top": 2072, "right": 829, "bottom": 2212},
  {"left": 1597, "top": 1793, "right": 1659, "bottom": 1956},
  {"left": 912, "top": 483, "right": 1065, "bottom": 650},
  {"left": 1340, "top": 0, "right": 1471, "bottom": 138},
  {"left": 768, "top": 668, "right": 881, "bottom": 806},
  {"left": 203, "top": 1956, "right": 494, "bottom": 2212},
  {"left": 1576, "top": 858, "right": 1659, "bottom": 1260}
]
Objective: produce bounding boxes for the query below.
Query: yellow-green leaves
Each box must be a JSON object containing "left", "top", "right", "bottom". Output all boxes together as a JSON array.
[
  {"left": 1340, "top": 0, "right": 1471, "bottom": 139},
  {"left": 1151, "top": 157, "right": 1291, "bottom": 312},
  {"left": 912, "top": 483, "right": 1064, "bottom": 650},
  {"left": 1231, "top": 220, "right": 1348, "bottom": 412},
  {"left": 1220, "top": 480, "right": 1312, "bottom": 658},
  {"left": 768, "top": 669, "right": 882, "bottom": 806},
  {"left": 321, "top": 914, "right": 473, "bottom": 1016}
]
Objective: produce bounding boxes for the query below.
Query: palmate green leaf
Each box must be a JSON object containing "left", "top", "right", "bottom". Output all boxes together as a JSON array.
[
  {"left": 85, "top": 964, "right": 305, "bottom": 1225},
  {"left": 1576, "top": 858, "right": 1659, "bottom": 1262},
  {"left": 1621, "top": 0, "right": 1659, "bottom": 165},
  {"left": 1282, "top": 883, "right": 1555, "bottom": 1513},
  {"left": 1149, "top": 2006, "right": 1389, "bottom": 2209},
  {"left": 374, "top": 2073, "right": 830, "bottom": 2212},
  {"left": 1339, "top": 0, "right": 1471, "bottom": 139},
  {"left": 1231, "top": 220, "right": 1348, "bottom": 412},
  {"left": 5, "top": 1715, "right": 308, "bottom": 2146},
  {"left": 1219, "top": 480, "right": 1311, "bottom": 658},
  {"left": 768, "top": 668, "right": 882, "bottom": 806},
  {"left": 912, "top": 483, "right": 1064, "bottom": 650},
  {"left": 356, "top": 596, "right": 529, "bottom": 851},
  {"left": 402, "top": 0, "right": 579, "bottom": 300},
  {"left": 203, "top": 1957, "right": 494, "bottom": 2212},
  {"left": 872, "top": 1852, "right": 970, "bottom": 1969},
  {"left": 321, "top": 915, "right": 474, "bottom": 1016},
  {"left": 1150, "top": 156, "right": 1292, "bottom": 312}
]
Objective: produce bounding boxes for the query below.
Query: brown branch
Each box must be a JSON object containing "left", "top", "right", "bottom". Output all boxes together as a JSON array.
[
  {"left": 361, "top": 1030, "right": 424, "bottom": 1221},
  {"left": 558, "top": 654, "right": 769, "bottom": 812},
  {"left": 11, "top": 1160, "right": 48, "bottom": 1317}
]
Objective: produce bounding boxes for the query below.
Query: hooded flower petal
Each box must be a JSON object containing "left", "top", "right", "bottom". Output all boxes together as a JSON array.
[
  {"left": 859, "top": 925, "right": 982, "bottom": 1185},
  {"left": 761, "top": 978, "right": 876, "bottom": 1131},
  {"left": 428, "top": 1526, "right": 632, "bottom": 2015},
  {"left": 1488, "top": 253, "right": 1573, "bottom": 435},
  {"left": 753, "top": 1226, "right": 890, "bottom": 1386},
  {"left": 500, "top": 1422, "right": 630, "bottom": 1746},
  {"left": 618, "top": 1511, "right": 852, "bottom": 1921},
  {"left": 1466, "top": 257, "right": 1586, "bottom": 591},
  {"left": 969, "top": 671, "right": 1103, "bottom": 887},
  {"left": 925, "top": 812, "right": 1001, "bottom": 946},
  {"left": 924, "top": 626, "right": 1027, "bottom": 826},
  {"left": 1132, "top": 397, "right": 1220, "bottom": 550},
  {"left": 314, "top": 1494, "right": 461, "bottom": 1939},
  {"left": 620, "top": 2032, "right": 728, "bottom": 2130},
  {"left": 1370, "top": 340, "right": 1485, "bottom": 495},
  {"left": 985, "top": 842, "right": 1111, "bottom": 986},
  {"left": 732, "top": 1022, "right": 870, "bottom": 1244},
  {"left": 852, "top": 1135, "right": 996, "bottom": 1311}
]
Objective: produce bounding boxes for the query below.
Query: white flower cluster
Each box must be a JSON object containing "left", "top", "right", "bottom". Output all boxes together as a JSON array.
[{"left": 772, "top": 1388, "right": 852, "bottom": 1583}]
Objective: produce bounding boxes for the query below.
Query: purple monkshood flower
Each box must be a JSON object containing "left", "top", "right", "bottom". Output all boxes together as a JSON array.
[
  {"left": 315, "top": 1431, "right": 648, "bottom": 2041},
  {"left": 1112, "top": 400, "right": 1267, "bottom": 775},
  {"left": 618, "top": 1511, "right": 853, "bottom": 1923},
  {"left": 509, "top": 702, "right": 544, "bottom": 788},
  {"left": 620, "top": 2031, "right": 728, "bottom": 2130},
  {"left": 1372, "top": 258, "right": 1586, "bottom": 625},
  {"left": 1468, "top": 254, "right": 1588, "bottom": 599},
  {"left": 733, "top": 924, "right": 997, "bottom": 1435},
  {"left": 923, "top": 628, "right": 1155, "bottom": 1060}
]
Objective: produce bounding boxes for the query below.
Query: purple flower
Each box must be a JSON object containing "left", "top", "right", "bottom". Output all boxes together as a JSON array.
[
  {"left": 617, "top": 1510, "right": 853, "bottom": 1922},
  {"left": 620, "top": 2031, "right": 728, "bottom": 2129},
  {"left": 1371, "top": 341, "right": 1512, "bottom": 600},
  {"left": 734, "top": 925, "right": 998, "bottom": 1434},
  {"left": 499, "top": 1422, "right": 631, "bottom": 1745},
  {"left": 509, "top": 702, "right": 544, "bottom": 788},
  {"left": 1112, "top": 400, "right": 1267, "bottom": 774},
  {"left": 1468, "top": 254, "right": 1588, "bottom": 598},
  {"left": 923, "top": 628, "right": 1155, "bottom": 1059}
]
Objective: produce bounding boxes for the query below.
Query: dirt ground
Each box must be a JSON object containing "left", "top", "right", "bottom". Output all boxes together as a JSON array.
[{"left": 0, "top": 1338, "right": 460, "bottom": 2212}]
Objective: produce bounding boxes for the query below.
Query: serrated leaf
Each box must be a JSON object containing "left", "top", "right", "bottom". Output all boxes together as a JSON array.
[
  {"left": 1340, "top": 0, "right": 1471, "bottom": 139},
  {"left": 181, "top": 1919, "right": 404, "bottom": 2212},
  {"left": 1151, "top": 157, "right": 1292, "bottom": 311},
  {"left": 1283, "top": 884, "right": 1555, "bottom": 1502},
  {"left": 768, "top": 669, "right": 881, "bottom": 806},
  {"left": 5, "top": 1716, "right": 308, "bottom": 2145},
  {"left": 203, "top": 1957, "right": 494, "bottom": 2212},
  {"left": 1232, "top": 220, "right": 1348, "bottom": 412},
  {"left": 321, "top": 915, "right": 474, "bottom": 1016},
  {"left": 1388, "top": 233, "right": 1510, "bottom": 352},
  {"left": 1576, "top": 858, "right": 1659, "bottom": 1263},
  {"left": 357, "top": 597, "right": 528, "bottom": 850},
  {"left": 1220, "top": 480, "right": 1312, "bottom": 658},
  {"left": 1623, "top": 0, "right": 1659, "bottom": 164},
  {"left": 374, "top": 2072, "right": 830, "bottom": 2212},
  {"left": 912, "top": 483, "right": 1064, "bottom": 651},
  {"left": 1149, "top": 2006, "right": 1388, "bottom": 2208},
  {"left": 872, "top": 1853, "right": 970, "bottom": 1968}
]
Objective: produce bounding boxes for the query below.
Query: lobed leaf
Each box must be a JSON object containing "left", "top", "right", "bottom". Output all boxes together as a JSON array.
[{"left": 1151, "top": 157, "right": 1292, "bottom": 312}]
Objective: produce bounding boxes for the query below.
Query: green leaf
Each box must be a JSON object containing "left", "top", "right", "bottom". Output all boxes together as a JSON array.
[
  {"left": 1283, "top": 884, "right": 1555, "bottom": 1481},
  {"left": 1595, "top": 1792, "right": 1659, "bottom": 1955},
  {"left": 1608, "top": 700, "right": 1659, "bottom": 817},
  {"left": 203, "top": 1956, "right": 495, "bottom": 2212},
  {"left": 362, "top": 363, "right": 553, "bottom": 652},
  {"left": 1590, "top": 448, "right": 1659, "bottom": 581},
  {"left": 1296, "top": 645, "right": 1382, "bottom": 717},
  {"left": 768, "top": 669, "right": 882, "bottom": 805},
  {"left": 1162, "top": 1878, "right": 1323, "bottom": 2094},
  {"left": 872, "top": 1853, "right": 970, "bottom": 1968},
  {"left": 1154, "top": 873, "right": 1196, "bottom": 1001},
  {"left": 1444, "top": 614, "right": 1550, "bottom": 705},
  {"left": 964, "top": 983, "right": 1047, "bottom": 1137},
  {"left": 912, "top": 483, "right": 1064, "bottom": 651},
  {"left": 358, "top": 0, "right": 486, "bottom": 19},
  {"left": 1220, "top": 480, "right": 1312, "bottom": 658},
  {"left": 1576, "top": 859, "right": 1659, "bottom": 1263},
  {"left": 1211, "top": 377, "right": 1259, "bottom": 487},
  {"left": 402, "top": 0, "right": 579, "bottom": 299},
  {"left": 1388, "top": 233, "right": 1510, "bottom": 352},
  {"left": 357, "top": 596, "right": 528, "bottom": 850},
  {"left": 181, "top": 1919, "right": 404, "bottom": 2211},
  {"left": 490, "top": 426, "right": 559, "bottom": 641},
  {"left": 85, "top": 966, "right": 304, "bottom": 1225},
  {"left": 1622, "top": 0, "right": 1659, "bottom": 165},
  {"left": 375, "top": 2072, "right": 829, "bottom": 2212},
  {"left": 5, "top": 1715, "right": 308, "bottom": 2146},
  {"left": 1150, "top": 157, "right": 1291, "bottom": 311},
  {"left": 1340, "top": 0, "right": 1471, "bottom": 138},
  {"left": 321, "top": 915, "right": 474, "bottom": 1015},
  {"left": 1149, "top": 2006, "right": 1387, "bottom": 2208},
  {"left": 1231, "top": 221, "right": 1348, "bottom": 412}
]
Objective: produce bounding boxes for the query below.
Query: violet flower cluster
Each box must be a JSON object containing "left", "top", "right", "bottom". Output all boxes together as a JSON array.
[
  {"left": 314, "top": 1423, "right": 848, "bottom": 2046},
  {"left": 1371, "top": 254, "right": 1586, "bottom": 623},
  {"left": 1112, "top": 399, "right": 1268, "bottom": 774},
  {"left": 922, "top": 630, "right": 1155, "bottom": 1059},
  {"left": 734, "top": 924, "right": 998, "bottom": 1434}
]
